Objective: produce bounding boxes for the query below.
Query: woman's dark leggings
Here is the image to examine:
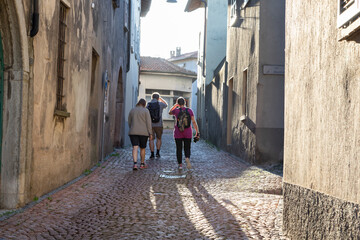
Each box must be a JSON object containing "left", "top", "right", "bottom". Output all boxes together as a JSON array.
[{"left": 175, "top": 138, "right": 191, "bottom": 164}]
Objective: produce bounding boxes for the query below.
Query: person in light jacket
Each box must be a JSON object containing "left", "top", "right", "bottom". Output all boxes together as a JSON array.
[{"left": 128, "top": 98, "right": 153, "bottom": 170}]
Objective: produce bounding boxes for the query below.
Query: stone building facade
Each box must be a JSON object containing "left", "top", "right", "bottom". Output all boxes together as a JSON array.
[
  {"left": 0, "top": 0, "right": 149, "bottom": 209},
  {"left": 283, "top": 1, "right": 360, "bottom": 238},
  {"left": 223, "top": 0, "right": 285, "bottom": 164},
  {"left": 191, "top": 0, "right": 285, "bottom": 164}
]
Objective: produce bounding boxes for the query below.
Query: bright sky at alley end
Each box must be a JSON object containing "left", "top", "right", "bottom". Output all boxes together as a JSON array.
[{"left": 140, "top": 0, "right": 204, "bottom": 59}]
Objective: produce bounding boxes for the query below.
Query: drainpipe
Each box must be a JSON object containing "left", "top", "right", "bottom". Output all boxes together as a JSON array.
[
  {"left": 30, "top": 0, "right": 39, "bottom": 37},
  {"left": 200, "top": 0, "right": 207, "bottom": 78},
  {"left": 101, "top": 71, "right": 109, "bottom": 161},
  {"left": 200, "top": 0, "right": 207, "bottom": 139},
  {"left": 126, "top": 0, "right": 132, "bottom": 72}
]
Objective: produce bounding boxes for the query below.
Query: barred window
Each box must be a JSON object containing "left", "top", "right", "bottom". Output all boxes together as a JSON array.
[{"left": 56, "top": 2, "right": 68, "bottom": 113}]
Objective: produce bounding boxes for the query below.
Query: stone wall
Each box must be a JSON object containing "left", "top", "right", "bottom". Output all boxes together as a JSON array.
[
  {"left": 284, "top": 0, "right": 360, "bottom": 204},
  {"left": 283, "top": 183, "right": 360, "bottom": 239},
  {"left": 0, "top": 0, "right": 130, "bottom": 208},
  {"left": 29, "top": 0, "right": 129, "bottom": 201}
]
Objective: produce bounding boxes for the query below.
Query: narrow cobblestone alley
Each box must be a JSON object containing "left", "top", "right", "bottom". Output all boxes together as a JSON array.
[{"left": 0, "top": 131, "right": 287, "bottom": 239}]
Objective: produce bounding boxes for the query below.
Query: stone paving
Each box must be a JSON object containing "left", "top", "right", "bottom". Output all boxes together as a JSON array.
[{"left": 0, "top": 131, "right": 288, "bottom": 239}]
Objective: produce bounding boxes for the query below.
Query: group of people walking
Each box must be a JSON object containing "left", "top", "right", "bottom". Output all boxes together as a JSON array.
[{"left": 127, "top": 92, "right": 199, "bottom": 170}]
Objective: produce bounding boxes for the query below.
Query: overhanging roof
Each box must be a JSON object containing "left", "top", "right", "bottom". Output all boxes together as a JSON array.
[
  {"left": 141, "top": 56, "right": 196, "bottom": 78},
  {"left": 184, "top": 0, "right": 206, "bottom": 12}
]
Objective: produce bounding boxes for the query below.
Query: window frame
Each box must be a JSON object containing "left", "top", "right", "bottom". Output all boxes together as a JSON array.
[
  {"left": 230, "top": 0, "right": 238, "bottom": 27},
  {"left": 338, "top": 0, "right": 360, "bottom": 28},
  {"left": 240, "top": 68, "right": 248, "bottom": 121},
  {"left": 54, "top": 2, "right": 70, "bottom": 118}
]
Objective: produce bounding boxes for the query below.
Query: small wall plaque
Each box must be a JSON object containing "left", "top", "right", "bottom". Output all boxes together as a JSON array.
[{"left": 263, "top": 65, "right": 284, "bottom": 75}]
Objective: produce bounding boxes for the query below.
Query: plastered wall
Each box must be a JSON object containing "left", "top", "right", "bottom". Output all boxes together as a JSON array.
[{"left": 284, "top": 0, "right": 360, "bottom": 203}]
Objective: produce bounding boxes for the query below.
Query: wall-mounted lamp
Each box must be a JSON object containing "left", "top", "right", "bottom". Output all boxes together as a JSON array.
[{"left": 167, "top": 0, "right": 177, "bottom": 3}]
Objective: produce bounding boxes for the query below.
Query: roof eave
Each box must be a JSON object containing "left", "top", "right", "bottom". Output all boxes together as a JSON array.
[
  {"left": 184, "top": 0, "right": 205, "bottom": 12},
  {"left": 140, "top": 71, "right": 197, "bottom": 78},
  {"left": 141, "top": 0, "right": 152, "bottom": 17}
]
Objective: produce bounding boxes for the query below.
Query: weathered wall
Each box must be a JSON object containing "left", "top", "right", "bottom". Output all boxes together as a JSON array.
[
  {"left": 283, "top": 183, "right": 360, "bottom": 239},
  {"left": 284, "top": 0, "right": 360, "bottom": 205},
  {"left": 30, "top": 0, "right": 128, "bottom": 200},
  {"left": 205, "top": 0, "right": 284, "bottom": 164},
  {"left": 256, "top": 0, "right": 285, "bottom": 163},
  {"left": 206, "top": 61, "right": 227, "bottom": 148},
  {"left": 224, "top": 0, "right": 260, "bottom": 163},
  {"left": 284, "top": 0, "right": 360, "bottom": 238},
  {"left": 171, "top": 58, "right": 197, "bottom": 73}
]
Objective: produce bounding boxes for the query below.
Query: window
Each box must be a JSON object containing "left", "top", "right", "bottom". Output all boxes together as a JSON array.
[
  {"left": 227, "top": 78, "right": 234, "bottom": 145},
  {"left": 145, "top": 89, "right": 171, "bottom": 96},
  {"left": 173, "top": 90, "right": 187, "bottom": 96},
  {"left": 241, "top": 69, "right": 248, "bottom": 121},
  {"left": 230, "top": 0, "right": 237, "bottom": 20},
  {"left": 230, "top": 0, "right": 238, "bottom": 26},
  {"left": 338, "top": 0, "right": 360, "bottom": 27},
  {"left": 55, "top": 2, "right": 70, "bottom": 117},
  {"left": 124, "top": 0, "right": 129, "bottom": 32}
]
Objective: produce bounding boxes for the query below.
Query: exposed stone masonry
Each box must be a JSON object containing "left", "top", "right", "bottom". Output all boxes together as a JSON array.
[{"left": 283, "top": 183, "right": 360, "bottom": 239}]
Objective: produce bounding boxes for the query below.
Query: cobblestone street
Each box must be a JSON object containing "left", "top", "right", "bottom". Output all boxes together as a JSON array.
[{"left": 0, "top": 131, "right": 287, "bottom": 239}]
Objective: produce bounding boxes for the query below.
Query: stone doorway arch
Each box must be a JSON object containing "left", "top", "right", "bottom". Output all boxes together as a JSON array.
[
  {"left": 114, "top": 68, "right": 124, "bottom": 148},
  {"left": 0, "top": 0, "right": 32, "bottom": 209}
]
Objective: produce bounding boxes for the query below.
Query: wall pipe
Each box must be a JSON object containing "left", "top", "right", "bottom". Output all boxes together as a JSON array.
[
  {"left": 30, "top": 0, "right": 39, "bottom": 37},
  {"left": 200, "top": 0, "right": 207, "bottom": 78},
  {"left": 126, "top": 0, "right": 132, "bottom": 72}
]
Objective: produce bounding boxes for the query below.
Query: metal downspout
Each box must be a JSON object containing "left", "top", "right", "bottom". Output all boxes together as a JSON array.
[
  {"left": 126, "top": 0, "right": 132, "bottom": 72},
  {"left": 201, "top": 0, "right": 207, "bottom": 78}
]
